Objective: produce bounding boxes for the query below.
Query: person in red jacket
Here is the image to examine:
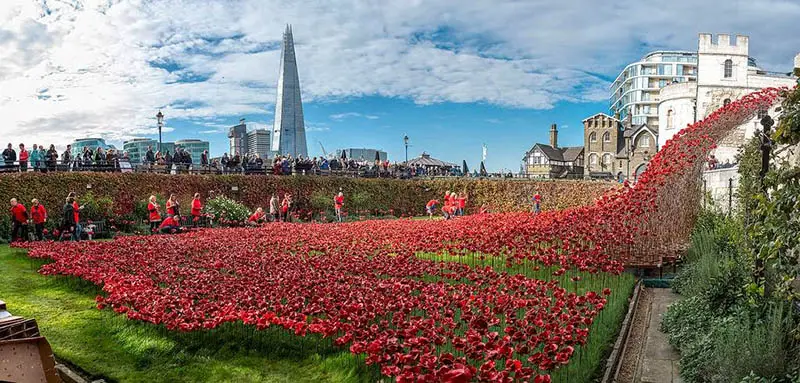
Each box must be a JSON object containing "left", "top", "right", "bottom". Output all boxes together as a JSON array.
[
  {"left": 455, "top": 193, "right": 467, "bottom": 216},
  {"left": 147, "top": 195, "right": 162, "bottom": 232},
  {"left": 18, "top": 143, "right": 29, "bottom": 172},
  {"left": 159, "top": 214, "right": 182, "bottom": 234},
  {"left": 247, "top": 208, "right": 266, "bottom": 226},
  {"left": 333, "top": 191, "right": 344, "bottom": 222},
  {"left": 426, "top": 199, "right": 439, "bottom": 219},
  {"left": 191, "top": 193, "right": 202, "bottom": 227},
  {"left": 68, "top": 192, "right": 84, "bottom": 241},
  {"left": 9, "top": 198, "right": 28, "bottom": 242},
  {"left": 280, "top": 194, "right": 291, "bottom": 222},
  {"left": 30, "top": 198, "right": 47, "bottom": 241},
  {"left": 166, "top": 194, "right": 180, "bottom": 217}
]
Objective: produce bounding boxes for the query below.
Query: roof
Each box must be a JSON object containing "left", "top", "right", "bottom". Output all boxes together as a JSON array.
[
  {"left": 561, "top": 147, "right": 584, "bottom": 162},
  {"left": 582, "top": 113, "right": 620, "bottom": 123},
  {"left": 405, "top": 152, "right": 456, "bottom": 167},
  {"left": 525, "top": 144, "right": 584, "bottom": 162}
]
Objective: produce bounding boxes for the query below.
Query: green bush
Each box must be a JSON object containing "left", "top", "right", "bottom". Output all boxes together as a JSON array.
[
  {"left": 203, "top": 195, "right": 251, "bottom": 224},
  {"left": 661, "top": 295, "right": 714, "bottom": 351},
  {"left": 708, "top": 305, "right": 793, "bottom": 382}
]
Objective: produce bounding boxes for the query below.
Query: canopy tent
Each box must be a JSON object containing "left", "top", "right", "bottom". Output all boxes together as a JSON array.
[{"left": 403, "top": 152, "right": 457, "bottom": 168}]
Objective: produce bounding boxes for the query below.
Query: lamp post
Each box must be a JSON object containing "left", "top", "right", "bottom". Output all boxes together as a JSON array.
[
  {"left": 156, "top": 110, "right": 164, "bottom": 152},
  {"left": 403, "top": 135, "right": 409, "bottom": 163}
]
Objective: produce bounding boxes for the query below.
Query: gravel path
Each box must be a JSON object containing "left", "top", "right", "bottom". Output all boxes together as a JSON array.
[{"left": 616, "top": 288, "right": 652, "bottom": 383}]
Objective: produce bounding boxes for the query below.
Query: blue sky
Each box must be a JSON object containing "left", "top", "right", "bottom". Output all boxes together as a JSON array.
[{"left": 2, "top": 0, "right": 799, "bottom": 171}]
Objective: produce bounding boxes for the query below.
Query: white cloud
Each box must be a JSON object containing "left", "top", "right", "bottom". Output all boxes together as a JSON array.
[
  {"left": 330, "top": 112, "right": 380, "bottom": 121},
  {"left": 0, "top": 0, "right": 799, "bottom": 146}
]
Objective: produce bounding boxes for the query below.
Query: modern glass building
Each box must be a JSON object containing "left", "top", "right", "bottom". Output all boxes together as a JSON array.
[
  {"left": 610, "top": 51, "right": 699, "bottom": 128},
  {"left": 70, "top": 138, "right": 117, "bottom": 158},
  {"left": 122, "top": 138, "right": 177, "bottom": 163},
  {"left": 122, "top": 138, "right": 156, "bottom": 163},
  {"left": 175, "top": 139, "right": 209, "bottom": 164}
]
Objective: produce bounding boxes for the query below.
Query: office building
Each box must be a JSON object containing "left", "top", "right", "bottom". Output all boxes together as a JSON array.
[
  {"left": 70, "top": 138, "right": 117, "bottom": 158},
  {"left": 271, "top": 25, "right": 308, "bottom": 157},
  {"left": 175, "top": 139, "right": 210, "bottom": 164},
  {"left": 246, "top": 129, "right": 271, "bottom": 159},
  {"left": 228, "top": 119, "right": 247, "bottom": 156}
]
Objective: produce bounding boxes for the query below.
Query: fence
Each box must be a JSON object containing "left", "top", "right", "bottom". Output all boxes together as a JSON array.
[{"left": 0, "top": 159, "right": 602, "bottom": 181}]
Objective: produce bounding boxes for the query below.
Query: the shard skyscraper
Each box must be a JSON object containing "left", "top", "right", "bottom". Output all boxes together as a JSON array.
[{"left": 271, "top": 25, "right": 308, "bottom": 158}]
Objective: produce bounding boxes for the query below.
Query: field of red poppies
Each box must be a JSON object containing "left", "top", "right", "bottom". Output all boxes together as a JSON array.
[{"left": 16, "top": 88, "right": 784, "bottom": 382}]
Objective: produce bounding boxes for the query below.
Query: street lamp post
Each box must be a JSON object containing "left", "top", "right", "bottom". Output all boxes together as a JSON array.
[
  {"left": 403, "top": 135, "right": 409, "bottom": 163},
  {"left": 156, "top": 110, "right": 164, "bottom": 152}
]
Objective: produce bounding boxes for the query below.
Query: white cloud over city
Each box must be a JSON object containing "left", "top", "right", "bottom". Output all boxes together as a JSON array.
[{"left": 0, "top": 0, "right": 798, "bottom": 147}]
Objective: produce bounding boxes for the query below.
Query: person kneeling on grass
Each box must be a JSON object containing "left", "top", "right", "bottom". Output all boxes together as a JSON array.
[
  {"left": 426, "top": 199, "right": 439, "bottom": 219},
  {"left": 159, "top": 214, "right": 182, "bottom": 234},
  {"left": 247, "top": 208, "right": 266, "bottom": 226}
]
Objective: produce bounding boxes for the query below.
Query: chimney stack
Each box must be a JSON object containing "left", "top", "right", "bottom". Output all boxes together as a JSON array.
[{"left": 549, "top": 123, "right": 558, "bottom": 148}]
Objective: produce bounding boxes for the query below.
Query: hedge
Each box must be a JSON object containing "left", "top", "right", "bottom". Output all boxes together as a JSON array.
[{"left": 0, "top": 173, "right": 617, "bottom": 221}]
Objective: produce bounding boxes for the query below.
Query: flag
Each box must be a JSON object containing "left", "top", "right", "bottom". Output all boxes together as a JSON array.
[{"left": 482, "top": 144, "right": 487, "bottom": 161}]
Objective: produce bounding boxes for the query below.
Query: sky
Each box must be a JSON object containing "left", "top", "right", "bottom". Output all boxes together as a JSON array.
[{"left": 1, "top": 0, "right": 799, "bottom": 172}]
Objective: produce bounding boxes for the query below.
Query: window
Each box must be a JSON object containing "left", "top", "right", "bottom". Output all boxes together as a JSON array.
[
  {"left": 589, "top": 132, "right": 597, "bottom": 142},
  {"left": 658, "top": 80, "right": 667, "bottom": 88},
  {"left": 667, "top": 109, "right": 674, "bottom": 129},
  {"left": 724, "top": 59, "right": 733, "bottom": 78},
  {"left": 723, "top": 98, "right": 731, "bottom": 107},
  {"left": 589, "top": 153, "right": 598, "bottom": 165},
  {"left": 757, "top": 107, "right": 768, "bottom": 120},
  {"left": 658, "top": 64, "right": 673, "bottom": 76},
  {"left": 602, "top": 153, "right": 612, "bottom": 165},
  {"left": 676, "top": 65, "right": 684, "bottom": 76},
  {"left": 602, "top": 131, "right": 611, "bottom": 142},
  {"left": 639, "top": 134, "right": 651, "bottom": 148}
]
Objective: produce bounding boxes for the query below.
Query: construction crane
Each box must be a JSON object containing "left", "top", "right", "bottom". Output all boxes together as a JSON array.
[{"left": 318, "top": 141, "right": 329, "bottom": 158}]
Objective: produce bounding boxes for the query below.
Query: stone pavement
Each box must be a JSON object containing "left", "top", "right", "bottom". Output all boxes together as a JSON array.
[{"left": 636, "top": 288, "right": 682, "bottom": 383}]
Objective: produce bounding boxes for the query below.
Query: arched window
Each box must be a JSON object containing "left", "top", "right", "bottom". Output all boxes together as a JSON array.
[
  {"left": 602, "top": 131, "right": 611, "bottom": 142},
  {"left": 602, "top": 153, "right": 612, "bottom": 165},
  {"left": 638, "top": 134, "right": 651, "bottom": 148},
  {"left": 724, "top": 59, "right": 733, "bottom": 78},
  {"left": 666, "top": 109, "right": 674, "bottom": 129},
  {"left": 589, "top": 132, "right": 597, "bottom": 142},
  {"left": 589, "top": 153, "right": 598, "bottom": 165},
  {"left": 723, "top": 98, "right": 731, "bottom": 107}
]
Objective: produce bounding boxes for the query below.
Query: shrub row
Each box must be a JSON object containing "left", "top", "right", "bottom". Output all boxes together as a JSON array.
[{"left": 0, "top": 173, "right": 617, "bottom": 222}]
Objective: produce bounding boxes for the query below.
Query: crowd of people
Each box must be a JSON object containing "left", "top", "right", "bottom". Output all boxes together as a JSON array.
[
  {"left": 706, "top": 154, "right": 737, "bottom": 170},
  {"left": 8, "top": 192, "right": 88, "bottom": 242},
  {"left": 6, "top": 187, "right": 551, "bottom": 242}
]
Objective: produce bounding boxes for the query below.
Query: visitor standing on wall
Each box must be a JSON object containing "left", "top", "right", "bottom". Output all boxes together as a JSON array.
[
  {"left": 30, "top": 144, "right": 41, "bottom": 172},
  {"left": 9, "top": 198, "right": 28, "bottom": 242},
  {"left": 334, "top": 191, "right": 345, "bottom": 222},
  {"left": 3, "top": 143, "right": 16, "bottom": 168},
  {"left": 18, "top": 144, "right": 28, "bottom": 172},
  {"left": 148, "top": 195, "right": 162, "bottom": 233},
  {"left": 191, "top": 193, "right": 202, "bottom": 226},
  {"left": 30, "top": 199, "right": 47, "bottom": 241}
]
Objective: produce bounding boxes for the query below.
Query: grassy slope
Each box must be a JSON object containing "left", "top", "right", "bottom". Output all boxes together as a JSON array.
[{"left": 0, "top": 246, "right": 372, "bottom": 383}]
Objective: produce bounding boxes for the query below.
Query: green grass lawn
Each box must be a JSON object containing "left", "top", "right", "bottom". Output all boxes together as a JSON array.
[{"left": 0, "top": 246, "right": 374, "bottom": 383}]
